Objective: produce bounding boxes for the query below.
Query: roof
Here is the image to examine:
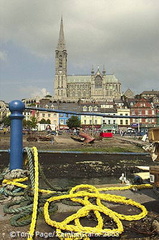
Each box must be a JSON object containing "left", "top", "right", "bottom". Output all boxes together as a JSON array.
[
  {"left": 106, "top": 75, "right": 120, "bottom": 83},
  {"left": 67, "top": 74, "right": 120, "bottom": 84},
  {"left": 124, "top": 88, "right": 134, "bottom": 97},
  {"left": 100, "top": 108, "right": 117, "bottom": 113},
  {"left": 141, "top": 91, "right": 159, "bottom": 95},
  {"left": 67, "top": 75, "right": 90, "bottom": 83}
]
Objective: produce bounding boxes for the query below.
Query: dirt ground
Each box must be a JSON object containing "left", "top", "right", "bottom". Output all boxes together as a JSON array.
[
  {"left": 0, "top": 131, "right": 148, "bottom": 151},
  {"left": 0, "top": 132, "right": 159, "bottom": 239}
]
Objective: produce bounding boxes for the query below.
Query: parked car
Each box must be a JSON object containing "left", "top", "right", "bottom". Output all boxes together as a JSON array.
[
  {"left": 136, "top": 130, "right": 148, "bottom": 136},
  {"left": 50, "top": 130, "right": 63, "bottom": 135},
  {"left": 126, "top": 129, "right": 136, "bottom": 135}
]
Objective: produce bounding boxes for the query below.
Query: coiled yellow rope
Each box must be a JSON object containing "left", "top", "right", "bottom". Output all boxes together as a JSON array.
[
  {"left": 44, "top": 184, "right": 148, "bottom": 239},
  {"left": 2, "top": 147, "right": 153, "bottom": 240}
]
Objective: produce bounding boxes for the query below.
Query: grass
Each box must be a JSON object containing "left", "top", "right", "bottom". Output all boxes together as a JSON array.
[{"left": 44, "top": 145, "right": 144, "bottom": 153}]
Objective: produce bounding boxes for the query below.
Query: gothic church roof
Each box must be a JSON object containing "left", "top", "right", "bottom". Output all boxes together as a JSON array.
[{"left": 67, "top": 74, "right": 120, "bottom": 83}]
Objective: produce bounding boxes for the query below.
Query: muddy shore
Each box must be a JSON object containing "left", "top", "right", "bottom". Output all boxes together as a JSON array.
[
  {"left": 1, "top": 151, "right": 154, "bottom": 179},
  {"left": 0, "top": 132, "right": 155, "bottom": 178}
]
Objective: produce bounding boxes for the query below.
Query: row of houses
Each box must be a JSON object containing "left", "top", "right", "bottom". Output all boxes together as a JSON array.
[
  {"left": 0, "top": 90, "right": 159, "bottom": 132},
  {"left": 23, "top": 91, "right": 159, "bottom": 131}
]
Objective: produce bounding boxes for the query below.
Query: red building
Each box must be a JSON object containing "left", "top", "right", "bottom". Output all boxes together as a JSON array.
[{"left": 130, "top": 98, "right": 157, "bottom": 129}]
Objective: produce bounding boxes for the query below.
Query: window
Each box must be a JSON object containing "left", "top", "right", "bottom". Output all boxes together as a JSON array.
[
  {"left": 60, "top": 119, "right": 64, "bottom": 124},
  {"left": 42, "top": 114, "right": 45, "bottom": 117},
  {"left": 120, "top": 120, "right": 123, "bottom": 125},
  {"left": 95, "top": 75, "right": 102, "bottom": 88},
  {"left": 48, "top": 114, "right": 51, "bottom": 117},
  {"left": 125, "top": 120, "right": 128, "bottom": 125},
  {"left": 131, "top": 110, "right": 135, "bottom": 115},
  {"left": 59, "top": 55, "right": 63, "bottom": 68},
  {"left": 89, "top": 106, "right": 93, "bottom": 112},
  {"left": 94, "top": 106, "right": 98, "bottom": 111},
  {"left": 147, "top": 119, "right": 151, "bottom": 123},
  {"left": 83, "top": 106, "right": 87, "bottom": 111}
]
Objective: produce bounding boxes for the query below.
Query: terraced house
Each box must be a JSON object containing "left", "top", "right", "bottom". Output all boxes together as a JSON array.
[{"left": 130, "top": 98, "right": 157, "bottom": 129}]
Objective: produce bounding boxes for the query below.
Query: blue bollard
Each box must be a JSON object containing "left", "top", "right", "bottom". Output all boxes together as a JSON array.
[{"left": 9, "top": 100, "right": 25, "bottom": 170}]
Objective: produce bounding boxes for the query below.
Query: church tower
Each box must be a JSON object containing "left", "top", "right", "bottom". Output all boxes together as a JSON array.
[{"left": 54, "top": 17, "right": 67, "bottom": 99}]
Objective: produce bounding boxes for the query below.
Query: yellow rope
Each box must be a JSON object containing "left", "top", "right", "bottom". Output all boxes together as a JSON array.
[
  {"left": 44, "top": 184, "right": 148, "bottom": 239},
  {"left": 2, "top": 147, "right": 153, "bottom": 240},
  {"left": 2, "top": 178, "right": 152, "bottom": 195},
  {"left": 2, "top": 178, "right": 55, "bottom": 194},
  {"left": 27, "top": 147, "right": 39, "bottom": 240}
]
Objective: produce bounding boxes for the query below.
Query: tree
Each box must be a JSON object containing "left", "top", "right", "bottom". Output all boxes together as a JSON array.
[
  {"left": 39, "top": 118, "right": 51, "bottom": 124},
  {"left": 45, "top": 95, "right": 52, "bottom": 98},
  {"left": 46, "top": 119, "right": 51, "bottom": 124},
  {"left": 23, "top": 120, "right": 32, "bottom": 129},
  {"left": 30, "top": 116, "right": 38, "bottom": 129},
  {"left": 23, "top": 117, "right": 37, "bottom": 129},
  {"left": 39, "top": 118, "right": 46, "bottom": 124},
  {"left": 2, "top": 116, "right": 11, "bottom": 126},
  {"left": 66, "top": 115, "right": 81, "bottom": 129}
]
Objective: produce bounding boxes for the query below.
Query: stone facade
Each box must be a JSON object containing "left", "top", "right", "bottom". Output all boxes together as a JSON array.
[{"left": 54, "top": 18, "right": 121, "bottom": 101}]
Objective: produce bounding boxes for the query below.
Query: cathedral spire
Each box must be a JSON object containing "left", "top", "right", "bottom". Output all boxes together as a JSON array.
[
  {"left": 91, "top": 65, "right": 94, "bottom": 75},
  {"left": 102, "top": 65, "right": 106, "bottom": 75},
  {"left": 57, "top": 17, "right": 66, "bottom": 50}
]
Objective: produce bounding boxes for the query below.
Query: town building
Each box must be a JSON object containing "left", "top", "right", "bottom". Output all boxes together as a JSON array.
[
  {"left": 23, "top": 106, "right": 59, "bottom": 131},
  {"left": 130, "top": 98, "right": 157, "bottom": 130},
  {"left": 140, "top": 90, "right": 159, "bottom": 99},
  {"left": 116, "top": 107, "right": 130, "bottom": 128}
]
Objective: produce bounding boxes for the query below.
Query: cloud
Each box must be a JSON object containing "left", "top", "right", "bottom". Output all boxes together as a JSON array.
[
  {"left": 1, "top": 0, "right": 158, "bottom": 58},
  {"left": 0, "top": 50, "right": 7, "bottom": 61},
  {"left": 0, "top": 0, "right": 159, "bottom": 103},
  {"left": 20, "top": 86, "right": 51, "bottom": 98}
]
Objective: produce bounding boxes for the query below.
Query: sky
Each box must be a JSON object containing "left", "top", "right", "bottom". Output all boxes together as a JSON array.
[{"left": 0, "top": 0, "right": 159, "bottom": 103}]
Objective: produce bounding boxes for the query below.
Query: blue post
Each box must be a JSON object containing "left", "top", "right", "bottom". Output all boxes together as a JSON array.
[{"left": 9, "top": 100, "right": 25, "bottom": 170}]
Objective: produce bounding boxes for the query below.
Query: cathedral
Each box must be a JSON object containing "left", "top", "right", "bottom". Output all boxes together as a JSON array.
[{"left": 54, "top": 18, "right": 121, "bottom": 101}]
